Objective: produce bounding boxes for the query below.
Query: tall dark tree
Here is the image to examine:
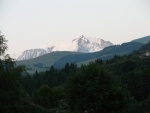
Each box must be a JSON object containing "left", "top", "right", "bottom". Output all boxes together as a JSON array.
[
  {"left": 66, "top": 63, "right": 129, "bottom": 113},
  {"left": 33, "top": 84, "right": 53, "bottom": 109},
  {"left": 0, "top": 32, "right": 8, "bottom": 56},
  {"left": 0, "top": 32, "right": 24, "bottom": 113}
]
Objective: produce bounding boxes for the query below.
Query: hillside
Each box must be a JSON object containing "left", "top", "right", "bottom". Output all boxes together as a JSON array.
[
  {"left": 139, "top": 41, "right": 150, "bottom": 52},
  {"left": 20, "top": 44, "right": 150, "bottom": 113},
  {"left": 17, "top": 41, "right": 143, "bottom": 72},
  {"left": 53, "top": 42, "right": 143, "bottom": 68},
  {"left": 17, "top": 35, "right": 113, "bottom": 60},
  {"left": 17, "top": 35, "right": 150, "bottom": 72},
  {"left": 132, "top": 35, "right": 150, "bottom": 44},
  {"left": 17, "top": 51, "right": 82, "bottom": 73}
]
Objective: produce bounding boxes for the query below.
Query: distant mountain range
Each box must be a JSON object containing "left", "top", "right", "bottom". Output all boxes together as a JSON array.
[
  {"left": 16, "top": 35, "right": 150, "bottom": 73},
  {"left": 17, "top": 35, "right": 113, "bottom": 60}
]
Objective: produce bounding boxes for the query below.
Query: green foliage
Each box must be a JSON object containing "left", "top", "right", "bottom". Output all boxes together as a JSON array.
[
  {"left": 0, "top": 33, "right": 147, "bottom": 113},
  {"left": 0, "top": 32, "right": 8, "bottom": 55},
  {"left": 66, "top": 63, "right": 128, "bottom": 113},
  {"left": 33, "top": 85, "right": 65, "bottom": 109},
  {"left": 33, "top": 84, "right": 53, "bottom": 108},
  {"left": 20, "top": 50, "right": 150, "bottom": 113},
  {"left": 52, "top": 86, "right": 65, "bottom": 108},
  {"left": 0, "top": 33, "right": 25, "bottom": 113}
]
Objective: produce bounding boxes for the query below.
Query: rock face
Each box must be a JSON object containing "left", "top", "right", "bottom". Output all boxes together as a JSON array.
[
  {"left": 72, "top": 35, "right": 113, "bottom": 52},
  {"left": 17, "top": 35, "right": 113, "bottom": 60},
  {"left": 17, "top": 49, "right": 47, "bottom": 61}
]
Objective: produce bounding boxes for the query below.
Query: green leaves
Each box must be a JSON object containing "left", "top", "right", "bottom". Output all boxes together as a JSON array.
[
  {"left": 0, "top": 32, "right": 26, "bottom": 113},
  {"left": 33, "top": 85, "right": 53, "bottom": 108},
  {"left": 33, "top": 85, "right": 65, "bottom": 109},
  {"left": 66, "top": 63, "right": 128, "bottom": 113},
  {"left": 0, "top": 32, "right": 8, "bottom": 56}
]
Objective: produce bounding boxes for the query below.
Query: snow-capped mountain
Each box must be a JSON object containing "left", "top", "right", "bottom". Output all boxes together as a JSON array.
[
  {"left": 17, "top": 35, "right": 113, "bottom": 60},
  {"left": 72, "top": 35, "right": 113, "bottom": 52},
  {"left": 17, "top": 49, "right": 47, "bottom": 60}
]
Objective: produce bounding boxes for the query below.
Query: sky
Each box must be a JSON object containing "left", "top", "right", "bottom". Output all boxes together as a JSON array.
[{"left": 0, "top": 0, "right": 150, "bottom": 56}]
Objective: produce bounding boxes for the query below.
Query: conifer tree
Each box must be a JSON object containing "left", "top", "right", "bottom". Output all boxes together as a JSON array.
[{"left": 0, "top": 32, "right": 24, "bottom": 113}]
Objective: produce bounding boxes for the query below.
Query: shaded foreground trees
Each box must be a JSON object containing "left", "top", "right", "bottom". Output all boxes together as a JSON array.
[
  {"left": 0, "top": 32, "right": 25, "bottom": 113},
  {"left": 20, "top": 54, "right": 150, "bottom": 113},
  {"left": 66, "top": 63, "right": 129, "bottom": 113},
  {"left": 1, "top": 32, "right": 150, "bottom": 113},
  {"left": 29, "top": 63, "right": 130, "bottom": 113},
  {"left": 0, "top": 32, "right": 8, "bottom": 55}
]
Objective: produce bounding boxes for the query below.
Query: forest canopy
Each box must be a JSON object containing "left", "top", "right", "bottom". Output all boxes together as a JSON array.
[{"left": 0, "top": 32, "right": 150, "bottom": 113}]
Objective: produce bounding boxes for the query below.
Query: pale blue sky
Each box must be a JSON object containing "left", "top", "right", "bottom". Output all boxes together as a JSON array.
[{"left": 0, "top": 0, "right": 150, "bottom": 55}]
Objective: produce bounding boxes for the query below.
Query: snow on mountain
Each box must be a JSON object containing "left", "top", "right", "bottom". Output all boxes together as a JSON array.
[
  {"left": 17, "top": 35, "right": 113, "bottom": 60},
  {"left": 72, "top": 35, "right": 113, "bottom": 52},
  {"left": 17, "top": 49, "right": 47, "bottom": 60}
]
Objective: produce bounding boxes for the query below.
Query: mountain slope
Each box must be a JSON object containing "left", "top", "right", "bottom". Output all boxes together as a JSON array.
[
  {"left": 71, "top": 35, "right": 113, "bottom": 52},
  {"left": 132, "top": 35, "right": 150, "bottom": 44},
  {"left": 138, "top": 41, "right": 150, "bottom": 53},
  {"left": 17, "top": 51, "right": 82, "bottom": 73},
  {"left": 53, "top": 42, "right": 143, "bottom": 68},
  {"left": 17, "top": 49, "right": 47, "bottom": 61},
  {"left": 17, "top": 42, "right": 143, "bottom": 73},
  {"left": 17, "top": 35, "right": 113, "bottom": 60}
]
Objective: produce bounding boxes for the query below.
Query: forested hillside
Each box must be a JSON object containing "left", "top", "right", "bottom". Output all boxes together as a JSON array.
[
  {"left": 20, "top": 42, "right": 150, "bottom": 113},
  {"left": 1, "top": 33, "right": 150, "bottom": 113},
  {"left": 16, "top": 41, "right": 144, "bottom": 71}
]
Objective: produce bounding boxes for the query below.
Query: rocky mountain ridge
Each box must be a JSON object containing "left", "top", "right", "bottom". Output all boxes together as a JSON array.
[{"left": 17, "top": 35, "right": 113, "bottom": 60}]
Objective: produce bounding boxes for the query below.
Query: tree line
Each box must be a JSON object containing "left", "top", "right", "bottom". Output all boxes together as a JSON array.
[{"left": 0, "top": 32, "right": 150, "bottom": 113}]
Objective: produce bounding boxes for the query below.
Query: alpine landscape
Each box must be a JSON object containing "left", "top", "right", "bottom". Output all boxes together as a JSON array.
[{"left": 0, "top": 0, "right": 150, "bottom": 113}]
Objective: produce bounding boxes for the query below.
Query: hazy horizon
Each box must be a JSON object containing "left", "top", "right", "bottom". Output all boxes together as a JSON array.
[{"left": 0, "top": 0, "right": 150, "bottom": 57}]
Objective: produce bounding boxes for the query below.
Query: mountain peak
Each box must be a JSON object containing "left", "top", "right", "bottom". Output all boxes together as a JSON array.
[
  {"left": 17, "top": 35, "right": 113, "bottom": 60},
  {"left": 73, "top": 35, "right": 90, "bottom": 45},
  {"left": 17, "top": 49, "right": 47, "bottom": 60}
]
